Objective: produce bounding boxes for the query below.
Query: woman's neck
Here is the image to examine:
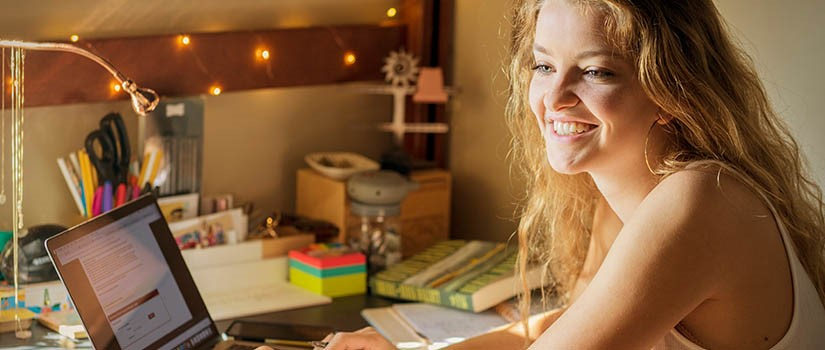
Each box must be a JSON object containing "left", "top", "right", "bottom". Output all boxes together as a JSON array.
[
  {"left": 590, "top": 125, "right": 670, "bottom": 223},
  {"left": 591, "top": 169, "right": 659, "bottom": 224}
]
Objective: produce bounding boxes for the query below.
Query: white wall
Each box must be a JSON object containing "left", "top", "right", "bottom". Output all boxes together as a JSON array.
[
  {"left": 715, "top": 0, "right": 825, "bottom": 187},
  {"left": 447, "top": 0, "right": 825, "bottom": 241}
]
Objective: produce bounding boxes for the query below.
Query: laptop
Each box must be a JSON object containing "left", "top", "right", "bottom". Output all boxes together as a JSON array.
[{"left": 44, "top": 194, "right": 276, "bottom": 350}]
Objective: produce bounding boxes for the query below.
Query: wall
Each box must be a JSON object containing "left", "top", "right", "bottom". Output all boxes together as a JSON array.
[
  {"left": 9, "top": 87, "right": 394, "bottom": 230},
  {"left": 715, "top": 0, "right": 825, "bottom": 187},
  {"left": 447, "top": 0, "right": 825, "bottom": 241},
  {"left": 0, "top": 0, "right": 401, "bottom": 40},
  {"left": 0, "top": 1, "right": 402, "bottom": 230},
  {"left": 449, "top": 0, "right": 519, "bottom": 241}
]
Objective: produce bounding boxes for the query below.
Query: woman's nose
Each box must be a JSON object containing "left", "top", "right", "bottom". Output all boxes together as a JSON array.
[{"left": 543, "top": 73, "right": 579, "bottom": 112}]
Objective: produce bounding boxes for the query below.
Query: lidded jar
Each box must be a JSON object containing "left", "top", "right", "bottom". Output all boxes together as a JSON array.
[{"left": 346, "top": 170, "right": 417, "bottom": 274}]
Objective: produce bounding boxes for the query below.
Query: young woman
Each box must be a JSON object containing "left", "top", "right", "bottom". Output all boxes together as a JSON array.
[{"left": 261, "top": 0, "right": 825, "bottom": 348}]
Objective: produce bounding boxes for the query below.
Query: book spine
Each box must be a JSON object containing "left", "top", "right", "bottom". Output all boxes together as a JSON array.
[
  {"left": 372, "top": 240, "right": 466, "bottom": 283},
  {"left": 457, "top": 252, "right": 518, "bottom": 295},
  {"left": 371, "top": 278, "right": 476, "bottom": 311},
  {"left": 371, "top": 250, "right": 520, "bottom": 312}
]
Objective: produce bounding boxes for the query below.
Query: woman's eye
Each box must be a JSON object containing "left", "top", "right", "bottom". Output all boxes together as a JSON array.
[
  {"left": 531, "top": 64, "right": 553, "bottom": 74},
  {"left": 584, "top": 69, "right": 614, "bottom": 80}
]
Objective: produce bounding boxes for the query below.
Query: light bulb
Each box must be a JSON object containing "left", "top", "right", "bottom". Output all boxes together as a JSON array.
[
  {"left": 256, "top": 48, "right": 271, "bottom": 60},
  {"left": 112, "top": 83, "right": 121, "bottom": 92},
  {"left": 210, "top": 86, "right": 222, "bottom": 96},
  {"left": 387, "top": 8, "right": 398, "bottom": 18},
  {"left": 180, "top": 35, "right": 191, "bottom": 46},
  {"left": 344, "top": 52, "right": 357, "bottom": 66},
  {"left": 70, "top": 35, "right": 79, "bottom": 42}
]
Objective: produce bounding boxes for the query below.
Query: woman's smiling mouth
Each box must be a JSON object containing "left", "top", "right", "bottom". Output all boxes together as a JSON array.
[{"left": 552, "top": 120, "right": 598, "bottom": 136}]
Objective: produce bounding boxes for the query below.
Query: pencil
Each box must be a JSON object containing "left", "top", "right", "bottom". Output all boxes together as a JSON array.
[
  {"left": 68, "top": 152, "right": 82, "bottom": 182},
  {"left": 148, "top": 149, "right": 163, "bottom": 187},
  {"left": 57, "top": 157, "right": 85, "bottom": 216},
  {"left": 137, "top": 151, "right": 151, "bottom": 189},
  {"left": 79, "top": 150, "right": 94, "bottom": 218}
]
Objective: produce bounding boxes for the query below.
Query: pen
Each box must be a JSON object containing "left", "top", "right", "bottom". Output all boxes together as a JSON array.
[
  {"left": 264, "top": 338, "right": 316, "bottom": 348},
  {"left": 92, "top": 186, "right": 103, "bottom": 216}
]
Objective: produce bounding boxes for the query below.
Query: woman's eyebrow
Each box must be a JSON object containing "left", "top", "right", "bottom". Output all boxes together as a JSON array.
[
  {"left": 575, "top": 49, "right": 615, "bottom": 60},
  {"left": 533, "top": 44, "right": 616, "bottom": 60},
  {"left": 533, "top": 43, "right": 551, "bottom": 55}
]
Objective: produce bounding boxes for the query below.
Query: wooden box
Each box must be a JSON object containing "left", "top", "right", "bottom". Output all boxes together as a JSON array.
[{"left": 296, "top": 168, "right": 451, "bottom": 257}]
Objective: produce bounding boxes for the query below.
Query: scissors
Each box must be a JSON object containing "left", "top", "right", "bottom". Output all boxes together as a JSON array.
[{"left": 85, "top": 113, "right": 131, "bottom": 213}]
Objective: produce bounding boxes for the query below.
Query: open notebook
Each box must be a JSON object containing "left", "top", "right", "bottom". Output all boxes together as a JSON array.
[{"left": 362, "top": 303, "right": 512, "bottom": 349}]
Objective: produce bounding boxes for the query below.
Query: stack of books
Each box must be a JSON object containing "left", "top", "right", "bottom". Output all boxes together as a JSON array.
[{"left": 370, "top": 240, "right": 545, "bottom": 312}]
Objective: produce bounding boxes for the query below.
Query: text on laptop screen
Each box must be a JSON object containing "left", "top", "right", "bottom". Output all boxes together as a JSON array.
[{"left": 52, "top": 204, "right": 196, "bottom": 350}]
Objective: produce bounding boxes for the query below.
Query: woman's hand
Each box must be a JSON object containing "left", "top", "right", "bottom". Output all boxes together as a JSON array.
[
  {"left": 324, "top": 327, "right": 395, "bottom": 350},
  {"left": 254, "top": 327, "right": 394, "bottom": 350}
]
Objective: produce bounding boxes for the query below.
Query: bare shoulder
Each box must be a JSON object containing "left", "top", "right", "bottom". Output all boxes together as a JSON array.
[
  {"left": 646, "top": 165, "right": 773, "bottom": 228},
  {"left": 634, "top": 164, "right": 779, "bottom": 282}
]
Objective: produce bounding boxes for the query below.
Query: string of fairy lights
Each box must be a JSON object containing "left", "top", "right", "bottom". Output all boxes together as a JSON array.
[{"left": 64, "top": 6, "right": 399, "bottom": 98}]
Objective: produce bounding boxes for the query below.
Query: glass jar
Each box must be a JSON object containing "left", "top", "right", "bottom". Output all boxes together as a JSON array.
[{"left": 348, "top": 201, "right": 402, "bottom": 275}]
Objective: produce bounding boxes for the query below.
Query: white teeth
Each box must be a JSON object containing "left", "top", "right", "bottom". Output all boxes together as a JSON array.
[{"left": 553, "top": 121, "right": 594, "bottom": 136}]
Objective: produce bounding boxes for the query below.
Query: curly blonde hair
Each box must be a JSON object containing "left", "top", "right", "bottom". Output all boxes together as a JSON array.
[{"left": 508, "top": 0, "right": 825, "bottom": 338}]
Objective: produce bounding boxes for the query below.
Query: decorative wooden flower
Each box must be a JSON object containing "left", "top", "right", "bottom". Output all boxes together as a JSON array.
[{"left": 381, "top": 49, "right": 420, "bottom": 88}]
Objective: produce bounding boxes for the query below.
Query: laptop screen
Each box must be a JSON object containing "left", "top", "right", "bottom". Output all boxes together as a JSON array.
[{"left": 46, "top": 195, "right": 218, "bottom": 350}]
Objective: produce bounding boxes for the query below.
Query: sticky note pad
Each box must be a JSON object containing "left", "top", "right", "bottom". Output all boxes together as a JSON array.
[{"left": 288, "top": 248, "right": 366, "bottom": 297}]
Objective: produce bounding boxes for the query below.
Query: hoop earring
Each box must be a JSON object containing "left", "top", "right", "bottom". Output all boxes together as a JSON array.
[{"left": 644, "top": 119, "right": 658, "bottom": 176}]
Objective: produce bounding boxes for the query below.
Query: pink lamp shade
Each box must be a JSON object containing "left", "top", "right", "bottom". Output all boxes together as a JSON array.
[{"left": 413, "top": 67, "right": 448, "bottom": 104}]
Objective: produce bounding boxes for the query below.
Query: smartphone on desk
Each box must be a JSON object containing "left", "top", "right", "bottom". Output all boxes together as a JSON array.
[{"left": 226, "top": 320, "right": 335, "bottom": 349}]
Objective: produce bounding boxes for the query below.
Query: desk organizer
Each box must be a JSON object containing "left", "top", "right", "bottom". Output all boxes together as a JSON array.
[{"left": 288, "top": 244, "right": 366, "bottom": 297}]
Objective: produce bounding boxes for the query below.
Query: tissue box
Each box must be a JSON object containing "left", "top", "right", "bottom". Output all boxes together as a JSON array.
[{"left": 288, "top": 245, "right": 366, "bottom": 297}]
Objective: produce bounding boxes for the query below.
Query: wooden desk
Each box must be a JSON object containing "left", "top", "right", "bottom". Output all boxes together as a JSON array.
[{"left": 0, "top": 294, "right": 396, "bottom": 349}]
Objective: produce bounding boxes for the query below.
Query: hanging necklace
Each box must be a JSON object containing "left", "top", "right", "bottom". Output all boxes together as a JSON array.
[
  {"left": 10, "top": 47, "right": 29, "bottom": 339},
  {"left": 1, "top": 47, "right": 6, "bottom": 205}
]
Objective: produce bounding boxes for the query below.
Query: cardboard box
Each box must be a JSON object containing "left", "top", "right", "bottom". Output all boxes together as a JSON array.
[{"left": 296, "top": 169, "right": 450, "bottom": 257}]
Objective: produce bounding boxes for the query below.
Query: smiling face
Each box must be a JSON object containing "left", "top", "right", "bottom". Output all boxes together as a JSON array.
[{"left": 528, "top": 0, "right": 660, "bottom": 175}]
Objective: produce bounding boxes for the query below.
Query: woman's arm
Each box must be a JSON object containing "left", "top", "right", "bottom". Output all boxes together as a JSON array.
[
  {"left": 447, "top": 196, "right": 623, "bottom": 349},
  {"left": 444, "top": 308, "right": 565, "bottom": 350},
  {"left": 529, "top": 171, "right": 736, "bottom": 349}
]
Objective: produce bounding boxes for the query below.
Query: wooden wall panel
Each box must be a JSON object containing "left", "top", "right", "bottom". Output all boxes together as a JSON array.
[{"left": 19, "top": 24, "right": 405, "bottom": 107}]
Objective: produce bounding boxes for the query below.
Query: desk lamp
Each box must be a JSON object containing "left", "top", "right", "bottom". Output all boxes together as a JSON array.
[
  {"left": 0, "top": 40, "right": 160, "bottom": 116},
  {"left": 0, "top": 39, "right": 160, "bottom": 339}
]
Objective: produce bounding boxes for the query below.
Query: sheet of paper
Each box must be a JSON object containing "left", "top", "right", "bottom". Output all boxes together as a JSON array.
[
  {"left": 361, "top": 307, "right": 428, "bottom": 350},
  {"left": 190, "top": 258, "right": 331, "bottom": 321},
  {"left": 392, "top": 303, "right": 509, "bottom": 344}
]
